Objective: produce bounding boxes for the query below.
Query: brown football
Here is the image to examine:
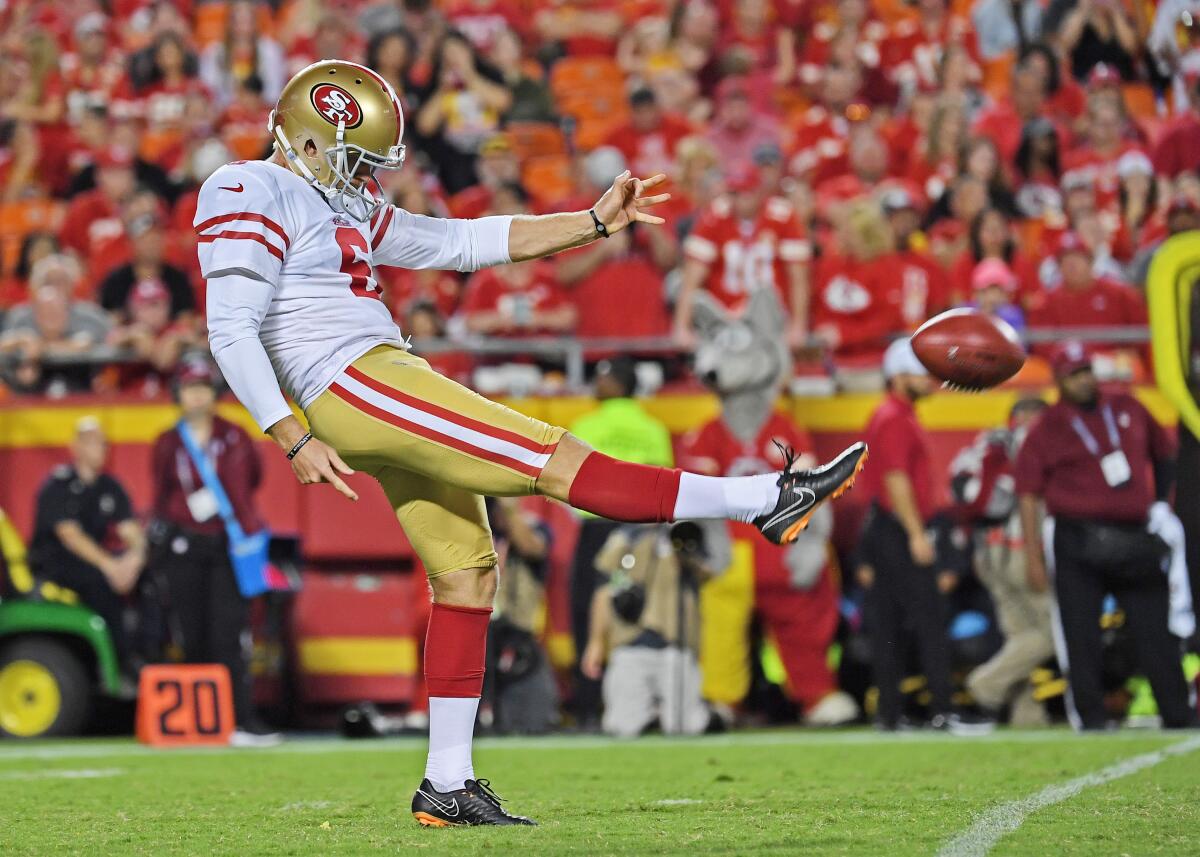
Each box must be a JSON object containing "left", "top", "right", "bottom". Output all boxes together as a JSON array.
[{"left": 910, "top": 308, "right": 1026, "bottom": 390}]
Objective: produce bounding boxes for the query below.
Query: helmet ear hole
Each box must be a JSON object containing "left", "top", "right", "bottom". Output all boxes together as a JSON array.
[{"left": 304, "top": 139, "right": 319, "bottom": 157}]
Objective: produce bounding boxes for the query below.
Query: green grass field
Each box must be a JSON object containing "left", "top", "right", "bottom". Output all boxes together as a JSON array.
[{"left": 2, "top": 730, "right": 1199, "bottom": 856}]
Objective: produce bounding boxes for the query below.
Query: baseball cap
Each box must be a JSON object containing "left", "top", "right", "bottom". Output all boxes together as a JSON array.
[
  {"left": 128, "top": 277, "right": 169, "bottom": 308},
  {"left": 1116, "top": 150, "right": 1154, "bottom": 178},
  {"left": 1051, "top": 340, "right": 1092, "bottom": 379},
  {"left": 1056, "top": 230, "right": 1092, "bottom": 259},
  {"left": 724, "top": 163, "right": 762, "bottom": 193},
  {"left": 96, "top": 145, "right": 135, "bottom": 170},
  {"left": 1060, "top": 170, "right": 1094, "bottom": 192},
  {"left": 1087, "top": 63, "right": 1121, "bottom": 89},
  {"left": 928, "top": 219, "right": 966, "bottom": 243},
  {"left": 882, "top": 338, "right": 929, "bottom": 379},
  {"left": 175, "top": 356, "right": 218, "bottom": 388},
  {"left": 971, "top": 258, "right": 1018, "bottom": 293}
]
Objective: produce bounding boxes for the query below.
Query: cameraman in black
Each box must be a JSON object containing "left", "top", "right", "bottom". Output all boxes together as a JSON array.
[{"left": 580, "top": 521, "right": 729, "bottom": 738}]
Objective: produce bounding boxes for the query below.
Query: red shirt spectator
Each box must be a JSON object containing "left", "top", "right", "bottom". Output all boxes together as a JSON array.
[
  {"left": 444, "top": 0, "right": 526, "bottom": 52},
  {"left": 459, "top": 260, "right": 576, "bottom": 337},
  {"left": 681, "top": 188, "right": 810, "bottom": 315},
  {"left": 971, "top": 67, "right": 1067, "bottom": 165},
  {"left": 60, "top": 14, "right": 130, "bottom": 123},
  {"left": 886, "top": 249, "right": 951, "bottom": 328},
  {"left": 810, "top": 253, "right": 903, "bottom": 357},
  {"left": 58, "top": 146, "right": 136, "bottom": 282},
  {"left": 881, "top": 0, "right": 980, "bottom": 92},
  {"left": 861, "top": 389, "right": 936, "bottom": 521},
  {"left": 1062, "top": 99, "right": 1146, "bottom": 206},
  {"left": 1151, "top": 110, "right": 1200, "bottom": 179},
  {"left": 1031, "top": 232, "right": 1146, "bottom": 344},
  {"left": 380, "top": 267, "right": 463, "bottom": 320},
  {"left": 704, "top": 76, "right": 782, "bottom": 174},
  {"left": 603, "top": 89, "right": 694, "bottom": 179}
]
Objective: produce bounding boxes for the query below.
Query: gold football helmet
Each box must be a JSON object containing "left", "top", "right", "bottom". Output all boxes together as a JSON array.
[{"left": 269, "top": 59, "right": 405, "bottom": 222}]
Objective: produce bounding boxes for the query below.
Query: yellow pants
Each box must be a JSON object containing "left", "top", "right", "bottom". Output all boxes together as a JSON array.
[
  {"left": 699, "top": 540, "right": 756, "bottom": 705},
  {"left": 305, "top": 346, "right": 565, "bottom": 578}
]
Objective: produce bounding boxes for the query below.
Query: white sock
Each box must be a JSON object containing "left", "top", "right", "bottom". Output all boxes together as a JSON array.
[
  {"left": 672, "top": 472, "right": 779, "bottom": 523},
  {"left": 424, "top": 696, "right": 480, "bottom": 792}
]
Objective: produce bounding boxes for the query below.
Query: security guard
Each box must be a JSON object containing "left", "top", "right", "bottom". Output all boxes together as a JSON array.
[
  {"left": 29, "top": 417, "right": 146, "bottom": 666},
  {"left": 1016, "top": 341, "right": 1197, "bottom": 730}
]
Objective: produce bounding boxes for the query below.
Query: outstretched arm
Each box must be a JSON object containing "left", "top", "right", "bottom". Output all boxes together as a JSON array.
[{"left": 507, "top": 171, "right": 670, "bottom": 262}]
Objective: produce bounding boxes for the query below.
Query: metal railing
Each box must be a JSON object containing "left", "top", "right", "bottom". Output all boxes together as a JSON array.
[{"left": 0, "top": 326, "right": 1153, "bottom": 393}]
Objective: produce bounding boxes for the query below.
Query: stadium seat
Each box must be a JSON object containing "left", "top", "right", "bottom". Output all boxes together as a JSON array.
[
  {"left": 193, "top": 3, "right": 230, "bottom": 47},
  {"left": 549, "top": 57, "right": 629, "bottom": 149},
  {"left": 0, "top": 199, "right": 61, "bottom": 276},
  {"left": 1120, "top": 83, "right": 1160, "bottom": 121},
  {"left": 982, "top": 54, "right": 1015, "bottom": 102},
  {"left": 521, "top": 154, "right": 574, "bottom": 208},
  {"left": 505, "top": 121, "right": 567, "bottom": 162}
]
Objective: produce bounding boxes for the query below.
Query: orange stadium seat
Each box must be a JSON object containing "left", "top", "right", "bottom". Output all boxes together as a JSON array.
[
  {"left": 1121, "top": 82, "right": 1160, "bottom": 121},
  {"left": 0, "top": 200, "right": 62, "bottom": 275},
  {"left": 982, "top": 53, "right": 1016, "bottom": 102},
  {"left": 193, "top": 2, "right": 229, "bottom": 46},
  {"left": 505, "top": 121, "right": 567, "bottom": 161},
  {"left": 550, "top": 57, "right": 629, "bottom": 148},
  {"left": 522, "top": 154, "right": 574, "bottom": 208}
]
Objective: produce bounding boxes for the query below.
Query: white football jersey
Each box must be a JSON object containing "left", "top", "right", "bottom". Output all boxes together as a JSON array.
[{"left": 195, "top": 159, "right": 510, "bottom": 411}]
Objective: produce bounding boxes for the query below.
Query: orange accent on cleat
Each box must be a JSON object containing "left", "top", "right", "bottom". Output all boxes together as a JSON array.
[
  {"left": 777, "top": 447, "right": 870, "bottom": 545},
  {"left": 414, "top": 812, "right": 455, "bottom": 827}
]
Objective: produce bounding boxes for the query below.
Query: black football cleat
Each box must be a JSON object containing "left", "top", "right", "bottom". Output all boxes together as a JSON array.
[
  {"left": 754, "top": 441, "right": 869, "bottom": 545},
  {"left": 411, "top": 778, "right": 537, "bottom": 827}
]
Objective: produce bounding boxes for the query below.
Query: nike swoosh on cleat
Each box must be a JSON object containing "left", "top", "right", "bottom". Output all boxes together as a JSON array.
[
  {"left": 417, "top": 791, "right": 460, "bottom": 817},
  {"left": 219, "top": 183, "right": 245, "bottom": 192},
  {"left": 763, "top": 487, "right": 818, "bottom": 531}
]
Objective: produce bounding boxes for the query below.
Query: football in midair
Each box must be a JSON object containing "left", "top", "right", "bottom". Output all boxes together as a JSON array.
[{"left": 910, "top": 309, "right": 1026, "bottom": 390}]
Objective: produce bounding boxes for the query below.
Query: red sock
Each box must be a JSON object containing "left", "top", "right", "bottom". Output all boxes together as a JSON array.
[
  {"left": 424, "top": 603, "right": 492, "bottom": 697},
  {"left": 567, "top": 452, "right": 682, "bottom": 523}
]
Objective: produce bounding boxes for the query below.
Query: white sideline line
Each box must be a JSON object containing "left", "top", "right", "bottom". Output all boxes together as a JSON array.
[
  {"left": 0, "top": 728, "right": 1192, "bottom": 762},
  {"left": 936, "top": 734, "right": 1200, "bottom": 857},
  {"left": 0, "top": 767, "right": 124, "bottom": 780}
]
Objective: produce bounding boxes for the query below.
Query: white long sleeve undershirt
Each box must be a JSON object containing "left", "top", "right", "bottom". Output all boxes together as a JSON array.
[{"left": 205, "top": 271, "right": 293, "bottom": 432}]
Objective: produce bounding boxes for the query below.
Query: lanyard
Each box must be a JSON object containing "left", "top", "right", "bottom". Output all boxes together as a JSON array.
[{"left": 1070, "top": 404, "right": 1121, "bottom": 457}]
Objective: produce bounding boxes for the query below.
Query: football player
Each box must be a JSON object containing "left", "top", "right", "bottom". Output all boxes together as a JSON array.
[{"left": 198, "top": 60, "right": 868, "bottom": 827}]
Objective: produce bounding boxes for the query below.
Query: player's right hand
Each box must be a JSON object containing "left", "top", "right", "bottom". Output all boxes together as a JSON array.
[{"left": 291, "top": 437, "right": 359, "bottom": 501}]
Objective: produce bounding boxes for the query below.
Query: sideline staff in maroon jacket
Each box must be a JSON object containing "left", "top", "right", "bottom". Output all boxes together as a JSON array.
[
  {"left": 1016, "top": 341, "right": 1195, "bottom": 731},
  {"left": 149, "top": 357, "right": 278, "bottom": 745}
]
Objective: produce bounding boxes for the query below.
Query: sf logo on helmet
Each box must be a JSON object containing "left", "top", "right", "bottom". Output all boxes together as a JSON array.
[{"left": 310, "top": 83, "right": 363, "bottom": 128}]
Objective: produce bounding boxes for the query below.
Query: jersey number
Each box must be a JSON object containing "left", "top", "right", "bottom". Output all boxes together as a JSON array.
[
  {"left": 722, "top": 240, "right": 776, "bottom": 294},
  {"left": 335, "top": 226, "right": 380, "bottom": 299}
]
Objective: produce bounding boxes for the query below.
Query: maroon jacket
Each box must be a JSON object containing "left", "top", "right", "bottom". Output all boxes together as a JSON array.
[{"left": 152, "top": 415, "right": 264, "bottom": 537}]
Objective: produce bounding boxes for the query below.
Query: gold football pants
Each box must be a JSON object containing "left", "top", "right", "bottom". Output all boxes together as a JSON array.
[{"left": 305, "top": 346, "right": 565, "bottom": 578}]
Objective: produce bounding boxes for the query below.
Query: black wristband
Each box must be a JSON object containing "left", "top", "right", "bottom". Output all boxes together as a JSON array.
[
  {"left": 589, "top": 208, "right": 609, "bottom": 238},
  {"left": 286, "top": 432, "right": 313, "bottom": 460}
]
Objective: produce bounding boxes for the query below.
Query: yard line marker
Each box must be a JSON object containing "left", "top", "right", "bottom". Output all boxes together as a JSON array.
[
  {"left": 0, "top": 767, "right": 124, "bottom": 780},
  {"left": 936, "top": 734, "right": 1200, "bottom": 857},
  {"left": 654, "top": 798, "right": 704, "bottom": 806}
]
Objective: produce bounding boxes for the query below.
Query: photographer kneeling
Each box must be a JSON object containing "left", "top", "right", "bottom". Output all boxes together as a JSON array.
[{"left": 581, "top": 521, "right": 729, "bottom": 738}]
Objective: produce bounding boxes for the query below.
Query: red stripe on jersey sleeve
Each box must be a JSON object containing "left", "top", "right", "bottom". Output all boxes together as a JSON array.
[
  {"left": 198, "top": 230, "right": 285, "bottom": 262},
  {"left": 370, "top": 205, "right": 394, "bottom": 251},
  {"left": 196, "top": 212, "right": 291, "bottom": 249}
]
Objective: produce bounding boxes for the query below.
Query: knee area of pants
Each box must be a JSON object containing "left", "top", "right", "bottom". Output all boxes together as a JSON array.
[{"left": 429, "top": 563, "right": 499, "bottom": 608}]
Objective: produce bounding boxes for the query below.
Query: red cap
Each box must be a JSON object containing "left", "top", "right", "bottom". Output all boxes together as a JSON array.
[
  {"left": 715, "top": 75, "right": 751, "bottom": 102},
  {"left": 96, "top": 145, "right": 135, "bottom": 170},
  {"left": 928, "top": 219, "right": 966, "bottom": 243},
  {"left": 1051, "top": 340, "right": 1092, "bottom": 379},
  {"left": 724, "top": 163, "right": 762, "bottom": 192},
  {"left": 175, "top": 357, "right": 218, "bottom": 388},
  {"left": 1055, "top": 230, "right": 1092, "bottom": 259},
  {"left": 1087, "top": 63, "right": 1121, "bottom": 89},
  {"left": 128, "top": 277, "right": 169, "bottom": 308},
  {"left": 971, "top": 258, "right": 1019, "bottom": 293}
]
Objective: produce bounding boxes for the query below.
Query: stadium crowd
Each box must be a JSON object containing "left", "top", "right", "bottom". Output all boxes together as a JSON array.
[
  {"left": 2, "top": 0, "right": 1198, "bottom": 395},
  {"left": 1, "top": 0, "right": 1198, "bottom": 736}
]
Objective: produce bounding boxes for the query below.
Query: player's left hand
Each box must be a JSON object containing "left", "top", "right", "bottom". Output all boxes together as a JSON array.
[{"left": 592, "top": 171, "right": 670, "bottom": 235}]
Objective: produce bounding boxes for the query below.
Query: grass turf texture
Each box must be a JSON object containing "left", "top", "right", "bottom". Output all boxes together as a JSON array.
[{"left": 0, "top": 731, "right": 1197, "bottom": 856}]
